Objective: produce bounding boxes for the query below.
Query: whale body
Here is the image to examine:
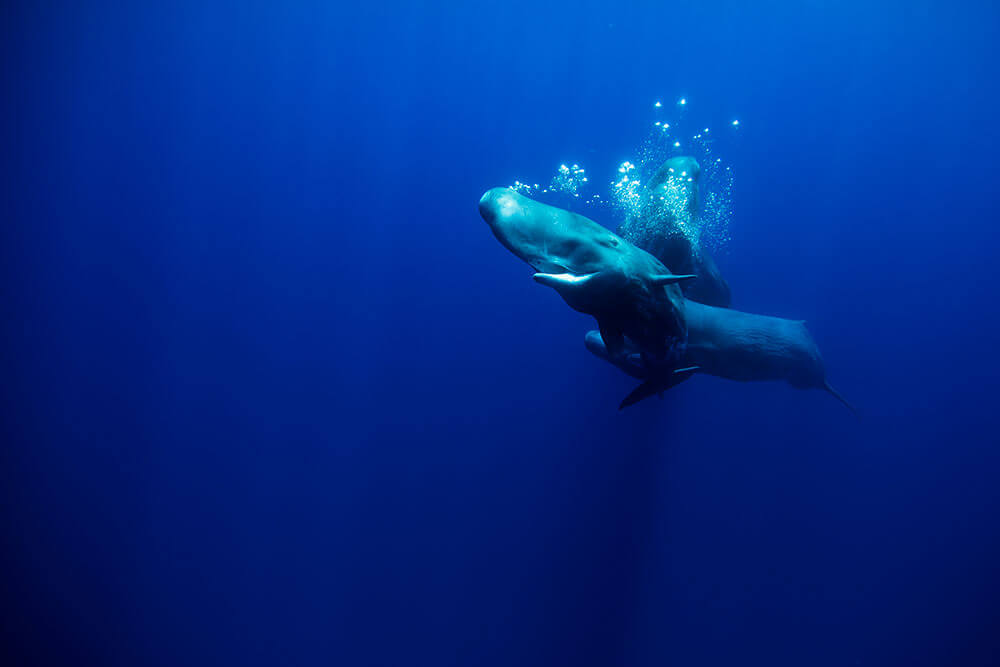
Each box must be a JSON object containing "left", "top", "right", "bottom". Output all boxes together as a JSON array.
[
  {"left": 479, "top": 187, "right": 694, "bottom": 360},
  {"left": 585, "top": 301, "right": 854, "bottom": 411}
]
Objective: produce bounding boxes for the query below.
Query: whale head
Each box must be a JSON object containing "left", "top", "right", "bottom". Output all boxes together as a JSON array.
[{"left": 478, "top": 187, "right": 620, "bottom": 275}]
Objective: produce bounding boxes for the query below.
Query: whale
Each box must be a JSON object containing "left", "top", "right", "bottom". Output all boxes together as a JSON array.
[
  {"left": 584, "top": 301, "right": 854, "bottom": 411},
  {"left": 616, "top": 156, "right": 731, "bottom": 307},
  {"left": 479, "top": 188, "right": 853, "bottom": 411},
  {"left": 479, "top": 187, "right": 694, "bottom": 361}
]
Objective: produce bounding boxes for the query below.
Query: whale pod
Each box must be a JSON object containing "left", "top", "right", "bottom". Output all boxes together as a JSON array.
[{"left": 479, "top": 187, "right": 852, "bottom": 412}]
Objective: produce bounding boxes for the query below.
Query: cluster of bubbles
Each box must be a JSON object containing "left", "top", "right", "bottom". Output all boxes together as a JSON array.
[
  {"left": 610, "top": 161, "right": 642, "bottom": 214},
  {"left": 700, "top": 164, "right": 734, "bottom": 250},
  {"left": 511, "top": 163, "right": 591, "bottom": 200},
  {"left": 508, "top": 97, "right": 736, "bottom": 250},
  {"left": 637, "top": 162, "right": 699, "bottom": 241},
  {"left": 609, "top": 98, "right": 736, "bottom": 250}
]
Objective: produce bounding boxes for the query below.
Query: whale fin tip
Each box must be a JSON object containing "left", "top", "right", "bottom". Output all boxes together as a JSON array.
[
  {"left": 824, "top": 381, "right": 858, "bottom": 416},
  {"left": 650, "top": 274, "right": 697, "bottom": 286},
  {"left": 618, "top": 367, "right": 698, "bottom": 410}
]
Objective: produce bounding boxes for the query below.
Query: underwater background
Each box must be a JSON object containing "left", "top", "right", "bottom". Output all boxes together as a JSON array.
[{"left": 3, "top": 1, "right": 1000, "bottom": 665}]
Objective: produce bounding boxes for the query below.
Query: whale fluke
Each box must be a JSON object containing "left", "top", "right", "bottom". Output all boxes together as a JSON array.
[{"left": 650, "top": 274, "right": 697, "bottom": 286}]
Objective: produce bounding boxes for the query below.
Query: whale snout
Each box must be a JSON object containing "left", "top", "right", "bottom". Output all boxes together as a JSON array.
[
  {"left": 478, "top": 189, "right": 498, "bottom": 225},
  {"left": 584, "top": 330, "right": 609, "bottom": 358},
  {"left": 478, "top": 187, "right": 517, "bottom": 229},
  {"left": 479, "top": 187, "right": 532, "bottom": 253}
]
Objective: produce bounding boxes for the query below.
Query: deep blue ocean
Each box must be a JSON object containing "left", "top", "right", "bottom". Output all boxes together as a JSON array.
[{"left": 3, "top": 1, "right": 1000, "bottom": 665}]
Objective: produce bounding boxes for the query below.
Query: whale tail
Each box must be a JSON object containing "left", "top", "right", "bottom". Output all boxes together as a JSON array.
[{"left": 823, "top": 381, "right": 857, "bottom": 416}]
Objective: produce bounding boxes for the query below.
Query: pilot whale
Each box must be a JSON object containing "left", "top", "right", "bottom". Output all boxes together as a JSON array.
[{"left": 479, "top": 188, "right": 853, "bottom": 411}]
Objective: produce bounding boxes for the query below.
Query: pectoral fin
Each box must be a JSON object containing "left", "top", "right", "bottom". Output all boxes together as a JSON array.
[
  {"left": 618, "top": 367, "right": 698, "bottom": 410},
  {"left": 532, "top": 272, "right": 597, "bottom": 289},
  {"left": 650, "top": 274, "right": 697, "bottom": 286}
]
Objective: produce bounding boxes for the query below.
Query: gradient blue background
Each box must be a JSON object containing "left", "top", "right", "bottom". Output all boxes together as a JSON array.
[{"left": 3, "top": 1, "right": 1000, "bottom": 665}]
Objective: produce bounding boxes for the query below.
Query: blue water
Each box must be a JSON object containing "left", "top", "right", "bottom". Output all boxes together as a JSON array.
[{"left": 3, "top": 1, "right": 999, "bottom": 665}]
